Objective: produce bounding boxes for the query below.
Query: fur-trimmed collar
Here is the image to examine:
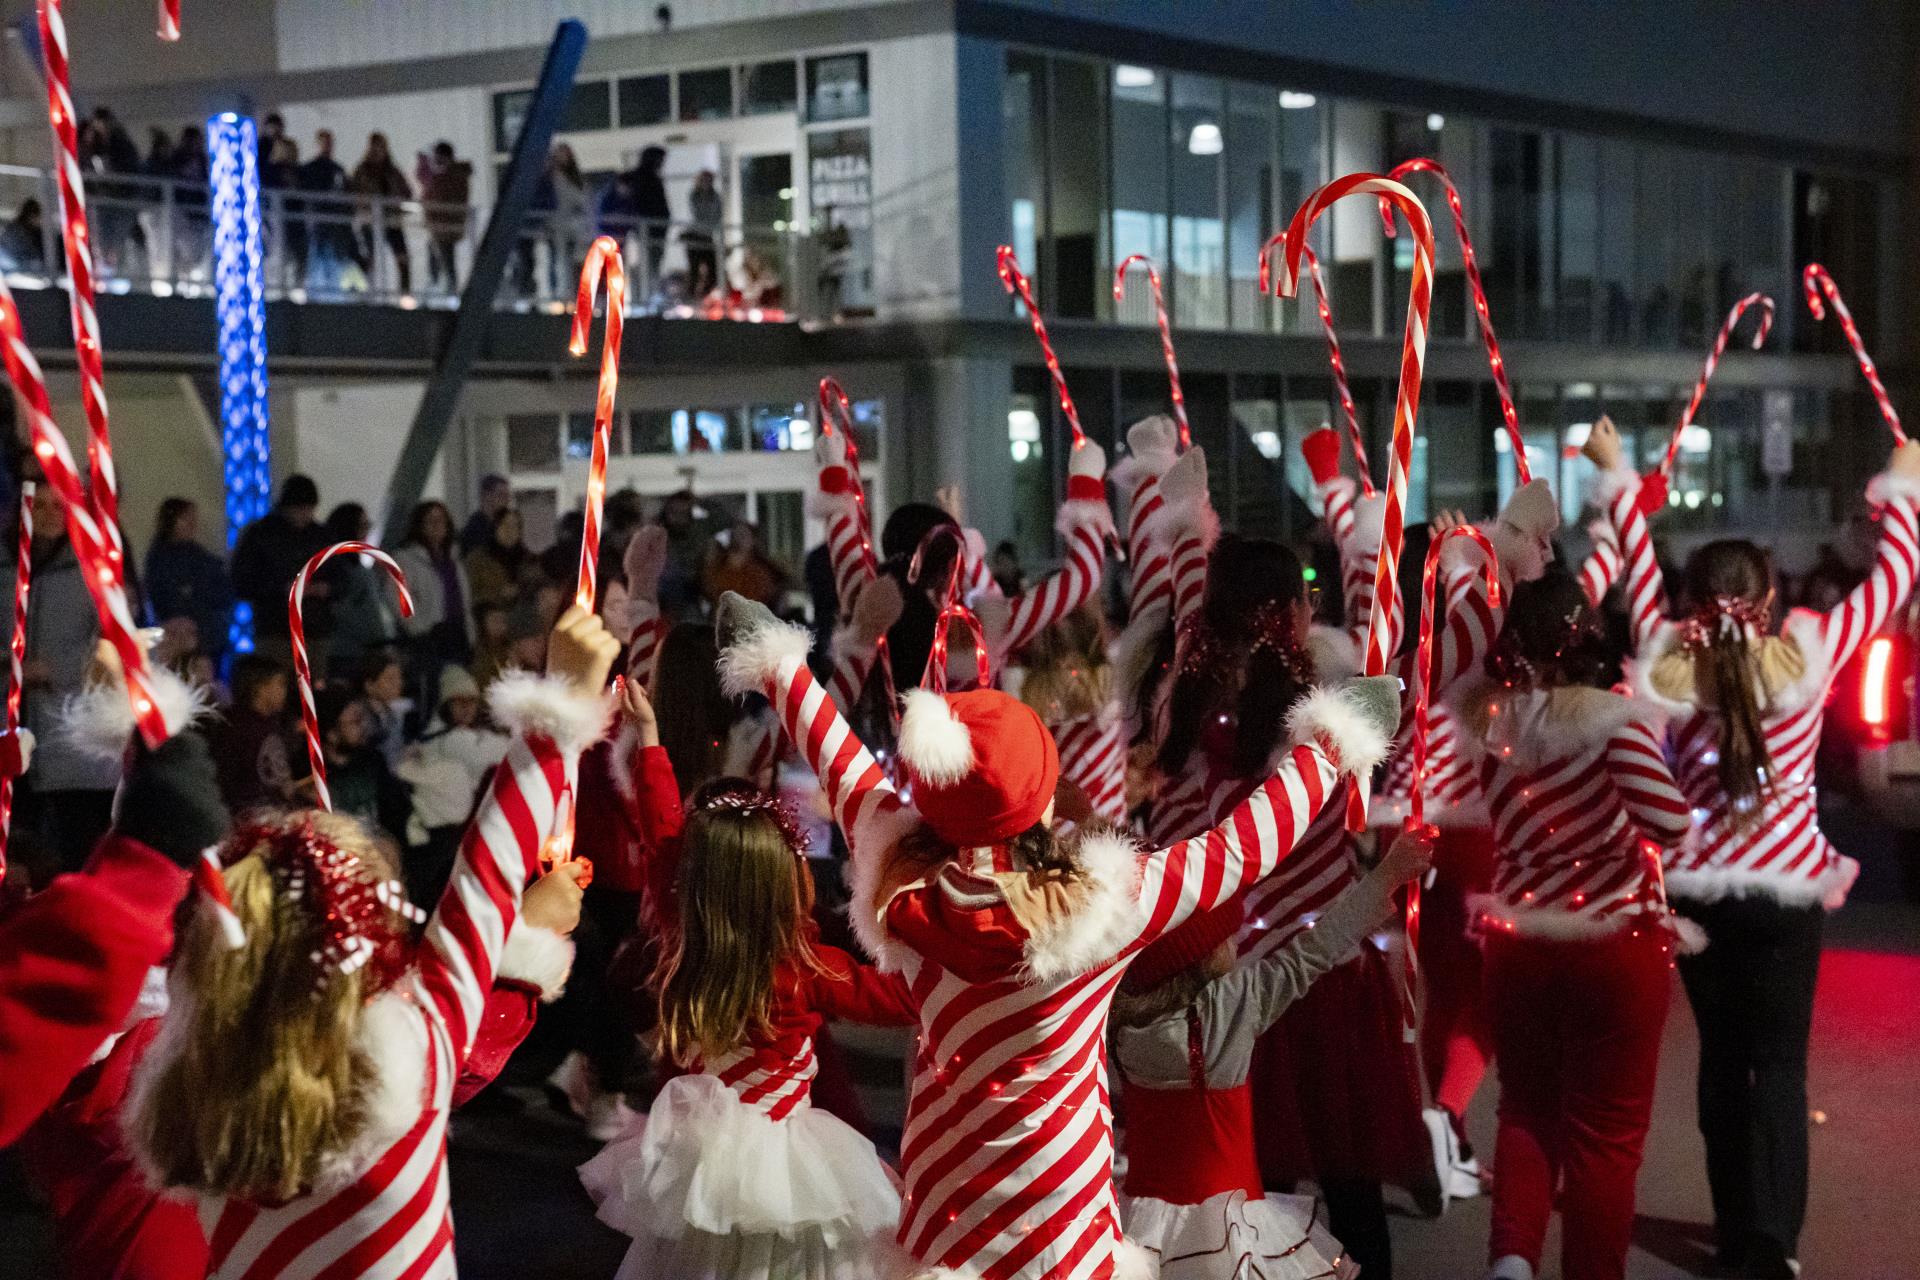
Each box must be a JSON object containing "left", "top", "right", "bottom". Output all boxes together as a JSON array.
[
  {"left": 1011, "top": 829, "right": 1147, "bottom": 983},
  {"left": 1463, "top": 684, "right": 1658, "bottom": 769},
  {"left": 1630, "top": 609, "right": 1829, "bottom": 720}
]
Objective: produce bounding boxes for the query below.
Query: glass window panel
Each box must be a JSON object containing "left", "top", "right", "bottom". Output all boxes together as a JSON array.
[
  {"left": 1275, "top": 93, "right": 1327, "bottom": 335},
  {"left": 1010, "top": 368, "right": 1055, "bottom": 565},
  {"left": 513, "top": 488, "right": 558, "bottom": 553},
  {"left": 1109, "top": 64, "right": 1167, "bottom": 317},
  {"left": 1061, "top": 367, "right": 1117, "bottom": 456},
  {"left": 1048, "top": 59, "right": 1105, "bottom": 320},
  {"left": 1328, "top": 100, "right": 1383, "bottom": 336},
  {"left": 1425, "top": 380, "right": 1484, "bottom": 516},
  {"left": 1169, "top": 73, "right": 1225, "bottom": 329},
  {"left": 617, "top": 74, "right": 671, "bottom": 128},
  {"left": 505, "top": 413, "right": 560, "bottom": 473},
  {"left": 563, "top": 80, "right": 612, "bottom": 132},
  {"left": 1498, "top": 385, "right": 1559, "bottom": 507},
  {"left": 1384, "top": 111, "right": 1468, "bottom": 340},
  {"left": 631, "top": 409, "right": 676, "bottom": 455},
  {"left": 1557, "top": 133, "right": 1600, "bottom": 344},
  {"left": 1004, "top": 52, "right": 1047, "bottom": 315},
  {"left": 1598, "top": 139, "right": 1636, "bottom": 343},
  {"left": 1224, "top": 82, "right": 1275, "bottom": 332},
  {"left": 1675, "top": 148, "right": 1715, "bottom": 347},
  {"left": 565, "top": 412, "right": 594, "bottom": 461},
  {"left": 757, "top": 490, "right": 806, "bottom": 579},
  {"left": 1486, "top": 127, "right": 1547, "bottom": 342},
  {"left": 493, "top": 90, "right": 531, "bottom": 154},
  {"left": 1636, "top": 146, "right": 1678, "bottom": 346},
  {"left": 741, "top": 60, "right": 798, "bottom": 116},
  {"left": 679, "top": 67, "right": 735, "bottom": 122},
  {"left": 806, "top": 52, "right": 869, "bottom": 123}
]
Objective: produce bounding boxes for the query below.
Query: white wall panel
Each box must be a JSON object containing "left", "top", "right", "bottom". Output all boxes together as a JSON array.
[{"left": 866, "top": 32, "right": 960, "bottom": 321}]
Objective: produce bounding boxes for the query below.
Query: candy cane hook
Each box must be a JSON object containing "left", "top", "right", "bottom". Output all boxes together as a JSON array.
[
  {"left": 1803, "top": 263, "right": 1904, "bottom": 445},
  {"left": 1261, "top": 235, "right": 1371, "bottom": 493},
  {"left": 290, "top": 542, "right": 414, "bottom": 811},
  {"left": 569, "top": 236, "right": 627, "bottom": 612},
  {"left": 1379, "top": 157, "right": 1530, "bottom": 483},
  {"left": 817, "top": 377, "right": 876, "bottom": 571},
  {"left": 997, "top": 245, "right": 1087, "bottom": 451},
  {"left": 158, "top": 0, "right": 180, "bottom": 39},
  {"left": 1661, "top": 292, "right": 1775, "bottom": 477},
  {"left": 1113, "top": 255, "right": 1190, "bottom": 451}
]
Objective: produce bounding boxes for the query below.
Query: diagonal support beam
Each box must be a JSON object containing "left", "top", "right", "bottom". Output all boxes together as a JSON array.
[{"left": 378, "top": 19, "right": 587, "bottom": 540}]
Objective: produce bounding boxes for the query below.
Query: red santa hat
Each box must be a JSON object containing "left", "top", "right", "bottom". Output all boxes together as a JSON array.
[
  {"left": 1122, "top": 899, "right": 1244, "bottom": 993},
  {"left": 898, "top": 687, "right": 1059, "bottom": 848}
]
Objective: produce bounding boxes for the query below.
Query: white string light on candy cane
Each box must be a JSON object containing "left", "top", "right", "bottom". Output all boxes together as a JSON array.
[
  {"left": 1268, "top": 173, "right": 1435, "bottom": 831},
  {"left": 1261, "top": 235, "right": 1371, "bottom": 494},
  {"left": 1660, "top": 292, "right": 1774, "bottom": 478},
  {"left": 817, "top": 377, "right": 876, "bottom": 571},
  {"left": 158, "top": 0, "right": 180, "bottom": 40},
  {"left": 570, "top": 235, "right": 626, "bottom": 612},
  {"left": 910, "top": 524, "right": 990, "bottom": 691},
  {"left": 289, "top": 542, "right": 414, "bottom": 811},
  {"left": 997, "top": 245, "right": 1087, "bottom": 452},
  {"left": 1113, "top": 255, "right": 1190, "bottom": 451},
  {"left": 1378, "top": 157, "right": 1531, "bottom": 484},
  {"left": 1804, "top": 264, "right": 1904, "bottom": 445},
  {"left": 0, "top": 483, "right": 32, "bottom": 875}
]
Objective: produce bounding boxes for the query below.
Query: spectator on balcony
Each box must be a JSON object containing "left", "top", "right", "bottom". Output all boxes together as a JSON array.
[
  {"left": 731, "top": 245, "right": 783, "bottom": 311},
  {"left": 297, "top": 129, "right": 353, "bottom": 289},
  {"left": 171, "top": 126, "right": 210, "bottom": 277},
  {"left": 624, "top": 145, "right": 671, "bottom": 287},
  {"left": 684, "top": 169, "right": 722, "bottom": 297},
  {"left": 231, "top": 473, "right": 329, "bottom": 660},
  {"left": 419, "top": 140, "right": 472, "bottom": 293},
  {"left": 271, "top": 134, "right": 308, "bottom": 284},
  {"left": 350, "top": 131, "right": 413, "bottom": 293},
  {"left": 142, "top": 128, "right": 173, "bottom": 179},
  {"left": 82, "top": 108, "right": 145, "bottom": 273},
  {"left": 256, "top": 113, "right": 289, "bottom": 188},
  {"left": 144, "top": 498, "right": 234, "bottom": 666},
  {"left": 458, "top": 474, "right": 513, "bottom": 556},
  {"left": 520, "top": 143, "right": 590, "bottom": 297},
  {"left": 0, "top": 198, "right": 45, "bottom": 273}
]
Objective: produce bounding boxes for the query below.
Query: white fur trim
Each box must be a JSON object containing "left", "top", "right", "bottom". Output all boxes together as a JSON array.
[
  {"left": 1288, "top": 685, "right": 1392, "bottom": 777},
  {"left": 715, "top": 614, "right": 811, "bottom": 699},
  {"left": 1157, "top": 446, "right": 1209, "bottom": 520},
  {"left": 1666, "top": 858, "right": 1857, "bottom": 909},
  {"left": 1109, "top": 602, "right": 1171, "bottom": 710},
  {"left": 841, "top": 806, "right": 923, "bottom": 973},
  {"left": 805, "top": 483, "right": 861, "bottom": 523},
  {"left": 1629, "top": 610, "right": 1830, "bottom": 720},
  {"left": 9, "top": 727, "right": 32, "bottom": 774},
  {"left": 1306, "top": 624, "right": 1362, "bottom": 683},
  {"left": 1021, "top": 829, "right": 1148, "bottom": 983},
  {"left": 61, "top": 666, "right": 211, "bottom": 761},
  {"left": 1349, "top": 490, "right": 1387, "bottom": 560},
  {"left": 606, "top": 722, "right": 642, "bottom": 806},
  {"left": 1470, "top": 894, "right": 1664, "bottom": 943},
  {"left": 486, "top": 670, "right": 612, "bottom": 755},
  {"left": 1670, "top": 915, "right": 1710, "bottom": 955},
  {"left": 1586, "top": 463, "right": 1640, "bottom": 510},
  {"left": 498, "top": 923, "right": 576, "bottom": 1002},
  {"left": 1866, "top": 468, "right": 1920, "bottom": 508},
  {"left": 898, "top": 689, "right": 975, "bottom": 784},
  {"left": 1369, "top": 790, "right": 1489, "bottom": 831},
  {"left": 1479, "top": 687, "right": 1659, "bottom": 769},
  {"left": 1485, "top": 516, "right": 1551, "bottom": 587}
]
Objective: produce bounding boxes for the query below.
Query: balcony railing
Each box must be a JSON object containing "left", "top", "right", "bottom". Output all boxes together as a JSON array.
[{"left": 0, "top": 163, "right": 820, "bottom": 323}]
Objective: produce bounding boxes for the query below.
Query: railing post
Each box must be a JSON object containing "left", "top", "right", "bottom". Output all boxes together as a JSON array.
[
  {"left": 39, "top": 169, "right": 60, "bottom": 283},
  {"left": 158, "top": 176, "right": 175, "bottom": 285}
]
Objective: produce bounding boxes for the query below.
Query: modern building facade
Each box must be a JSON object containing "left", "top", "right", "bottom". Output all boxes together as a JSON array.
[{"left": 0, "top": 0, "right": 1912, "bottom": 575}]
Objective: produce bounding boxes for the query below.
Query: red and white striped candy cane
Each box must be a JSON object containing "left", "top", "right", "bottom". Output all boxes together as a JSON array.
[
  {"left": 1113, "top": 254, "right": 1190, "bottom": 451},
  {"left": 569, "top": 236, "right": 626, "bottom": 611},
  {"left": 1660, "top": 292, "right": 1775, "bottom": 477},
  {"left": 289, "top": 542, "right": 414, "bottom": 811},
  {"left": 1379, "top": 158, "right": 1530, "bottom": 483},
  {"left": 818, "top": 377, "right": 876, "bottom": 572},
  {"left": 158, "top": 0, "right": 180, "bottom": 39},
  {"left": 1804, "top": 263, "right": 1904, "bottom": 445},
  {"left": 36, "top": 0, "right": 125, "bottom": 572},
  {"left": 997, "top": 245, "right": 1087, "bottom": 451},
  {"left": 923, "top": 603, "right": 991, "bottom": 694},
  {"left": 0, "top": 281, "right": 174, "bottom": 748},
  {"left": 1261, "top": 235, "right": 1371, "bottom": 493},
  {"left": 1269, "top": 174, "right": 1435, "bottom": 829},
  {"left": 0, "top": 483, "right": 33, "bottom": 873}
]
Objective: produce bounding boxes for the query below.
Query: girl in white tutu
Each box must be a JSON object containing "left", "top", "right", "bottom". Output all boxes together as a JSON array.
[
  {"left": 1112, "top": 826, "right": 1435, "bottom": 1279},
  {"left": 580, "top": 684, "right": 915, "bottom": 1280}
]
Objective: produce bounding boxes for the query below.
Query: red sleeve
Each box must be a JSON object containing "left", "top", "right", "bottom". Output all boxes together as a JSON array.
[
  {"left": 632, "top": 745, "right": 687, "bottom": 930},
  {"left": 0, "top": 837, "right": 190, "bottom": 1146},
  {"left": 453, "top": 983, "right": 540, "bottom": 1106},
  {"left": 809, "top": 943, "right": 916, "bottom": 1026}
]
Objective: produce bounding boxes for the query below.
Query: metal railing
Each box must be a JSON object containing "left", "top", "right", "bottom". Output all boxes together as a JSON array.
[{"left": 0, "top": 162, "right": 821, "bottom": 322}]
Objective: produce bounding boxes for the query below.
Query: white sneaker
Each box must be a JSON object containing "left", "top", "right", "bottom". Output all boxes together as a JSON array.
[
  {"left": 586, "top": 1092, "right": 639, "bottom": 1142},
  {"left": 1487, "top": 1255, "right": 1534, "bottom": 1280},
  {"left": 545, "top": 1050, "right": 594, "bottom": 1120},
  {"left": 1423, "top": 1106, "right": 1483, "bottom": 1202}
]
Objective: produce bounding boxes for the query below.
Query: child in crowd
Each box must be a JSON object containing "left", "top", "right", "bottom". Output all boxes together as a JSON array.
[
  {"left": 312, "top": 685, "right": 412, "bottom": 846},
  {"left": 395, "top": 663, "right": 507, "bottom": 909},
  {"left": 207, "top": 653, "right": 297, "bottom": 814}
]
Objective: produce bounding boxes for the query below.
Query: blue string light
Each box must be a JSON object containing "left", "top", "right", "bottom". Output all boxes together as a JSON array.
[{"left": 209, "top": 113, "right": 270, "bottom": 655}]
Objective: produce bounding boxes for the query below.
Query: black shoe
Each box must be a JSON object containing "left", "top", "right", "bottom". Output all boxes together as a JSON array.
[{"left": 1744, "top": 1239, "right": 1801, "bottom": 1279}]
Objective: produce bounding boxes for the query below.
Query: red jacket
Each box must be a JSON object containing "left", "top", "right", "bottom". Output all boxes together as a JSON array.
[{"left": 575, "top": 722, "right": 649, "bottom": 894}]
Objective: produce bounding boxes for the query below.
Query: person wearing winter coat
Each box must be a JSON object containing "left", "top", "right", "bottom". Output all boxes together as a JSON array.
[
  {"left": 395, "top": 665, "right": 508, "bottom": 909},
  {"left": 143, "top": 498, "right": 234, "bottom": 665}
]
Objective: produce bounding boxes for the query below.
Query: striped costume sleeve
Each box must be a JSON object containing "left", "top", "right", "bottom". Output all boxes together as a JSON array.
[
  {"left": 762, "top": 648, "right": 906, "bottom": 855},
  {"left": 827, "top": 627, "right": 881, "bottom": 713},
  {"left": 1428, "top": 548, "right": 1504, "bottom": 698},
  {"left": 1604, "top": 718, "right": 1692, "bottom": 848},
  {"left": 1578, "top": 526, "right": 1624, "bottom": 607},
  {"left": 1816, "top": 492, "right": 1920, "bottom": 672},
  {"left": 996, "top": 520, "right": 1105, "bottom": 656},
  {"left": 1169, "top": 526, "right": 1210, "bottom": 626},
  {"left": 815, "top": 446, "right": 874, "bottom": 611},
  {"left": 1125, "top": 471, "right": 1174, "bottom": 622},
  {"left": 961, "top": 528, "right": 1000, "bottom": 602},
  {"left": 1319, "top": 479, "right": 1357, "bottom": 550},
  {"left": 625, "top": 601, "right": 664, "bottom": 691},
  {"left": 1607, "top": 488, "right": 1670, "bottom": 656},
  {"left": 1328, "top": 489, "right": 1403, "bottom": 662},
  {"left": 1130, "top": 741, "right": 1340, "bottom": 947}
]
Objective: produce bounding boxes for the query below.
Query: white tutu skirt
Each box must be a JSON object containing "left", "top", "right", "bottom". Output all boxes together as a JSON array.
[
  {"left": 1123, "top": 1189, "right": 1358, "bottom": 1280},
  {"left": 579, "top": 1074, "right": 907, "bottom": 1280}
]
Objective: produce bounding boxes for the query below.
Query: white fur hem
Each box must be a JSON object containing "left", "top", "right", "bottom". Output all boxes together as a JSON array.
[
  {"left": 898, "top": 689, "right": 974, "bottom": 784},
  {"left": 1348, "top": 490, "right": 1387, "bottom": 560},
  {"left": 487, "top": 670, "right": 612, "bottom": 755},
  {"left": 1666, "top": 859, "right": 1856, "bottom": 910},
  {"left": 1471, "top": 895, "right": 1667, "bottom": 943},
  {"left": 715, "top": 614, "right": 811, "bottom": 699},
  {"left": 60, "top": 666, "right": 210, "bottom": 761},
  {"left": 1288, "top": 686, "right": 1392, "bottom": 777},
  {"left": 1020, "top": 829, "right": 1147, "bottom": 983},
  {"left": 498, "top": 923, "right": 575, "bottom": 1002},
  {"left": 1866, "top": 469, "right": 1920, "bottom": 508}
]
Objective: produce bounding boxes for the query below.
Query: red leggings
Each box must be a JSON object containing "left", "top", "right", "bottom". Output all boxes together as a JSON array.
[
  {"left": 1419, "top": 826, "right": 1495, "bottom": 1119},
  {"left": 1485, "top": 928, "right": 1671, "bottom": 1280}
]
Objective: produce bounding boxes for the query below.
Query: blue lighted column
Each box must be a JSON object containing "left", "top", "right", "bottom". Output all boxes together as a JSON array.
[{"left": 208, "top": 113, "right": 271, "bottom": 654}]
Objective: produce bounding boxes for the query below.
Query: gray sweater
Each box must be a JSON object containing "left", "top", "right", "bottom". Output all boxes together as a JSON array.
[{"left": 1115, "top": 861, "right": 1403, "bottom": 1090}]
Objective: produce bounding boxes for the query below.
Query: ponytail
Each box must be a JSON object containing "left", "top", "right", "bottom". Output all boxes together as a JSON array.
[{"left": 1681, "top": 540, "right": 1779, "bottom": 826}]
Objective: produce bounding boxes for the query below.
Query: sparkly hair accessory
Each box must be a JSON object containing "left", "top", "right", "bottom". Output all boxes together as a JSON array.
[
  {"left": 238, "top": 817, "right": 425, "bottom": 995},
  {"left": 1678, "top": 594, "right": 1770, "bottom": 651},
  {"left": 1176, "top": 601, "right": 1310, "bottom": 682},
  {"left": 693, "top": 786, "right": 812, "bottom": 858},
  {"left": 1489, "top": 600, "right": 1602, "bottom": 689}
]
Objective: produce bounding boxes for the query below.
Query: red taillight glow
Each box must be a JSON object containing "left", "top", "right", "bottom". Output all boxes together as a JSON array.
[{"left": 1862, "top": 636, "right": 1895, "bottom": 731}]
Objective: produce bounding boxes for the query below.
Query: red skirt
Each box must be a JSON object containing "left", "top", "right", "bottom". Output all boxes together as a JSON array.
[{"left": 1249, "top": 943, "right": 1431, "bottom": 1191}]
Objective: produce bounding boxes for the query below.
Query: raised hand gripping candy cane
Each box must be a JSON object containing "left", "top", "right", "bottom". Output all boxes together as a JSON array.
[
  {"left": 1660, "top": 292, "right": 1775, "bottom": 477},
  {"left": 1378, "top": 157, "right": 1530, "bottom": 483},
  {"left": 290, "top": 543, "right": 414, "bottom": 811},
  {"left": 1113, "top": 254, "right": 1190, "bottom": 450},
  {"left": 1261, "top": 236, "right": 1371, "bottom": 493},
  {"left": 0, "top": 484, "right": 32, "bottom": 874},
  {"left": 570, "top": 236, "right": 626, "bottom": 612},
  {"left": 1804, "top": 263, "right": 1904, "bottom": 445},
  {"left": 1268, "top": 174, "right": 1436, "bottom": 829}
]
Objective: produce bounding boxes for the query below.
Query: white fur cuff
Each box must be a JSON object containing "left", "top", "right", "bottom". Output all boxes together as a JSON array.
[
  {"left": 1586, "top": 464, "right": 1640, "bottom": 511},
  {"left": 499, "top": 923, "right": 576, "bottom": 1002},
  {"left": 1056, "top": 495, "right": 1117, "bottom": 543},
  {"left": 1866, "top": 470, "right": 1920, "bottom": 508},
  {"left": 716, "top": 616, "right": 811, "bottom": 700},
  {"left": 60, "top": 665, "right": 210, "bottom": 762},
  {"left": 1349, "top": 490, "right": 1387, "bottom": 559},
  {"left": 1484, "top": 517, "right": 1551, "bottom": 588},
  {"left": 487, "top": 670, "right": 613, "bottom": 755},
  {"left": 1288, "top": 685, "right": 1393, "bottom": 777}
]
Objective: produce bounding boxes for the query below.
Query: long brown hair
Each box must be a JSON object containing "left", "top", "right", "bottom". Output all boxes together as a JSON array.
[
  {"left": 651, "top": 623, "right": 736, "bottom": 792},
  {"left": 128, "top": 813, "right": 398, "bottom": 1202},
  {"left": 654, "top": 782, "right": 824, "bottom": 1068},
  {"left": 1017, "top": 600, "right": 1112, "bottom": 725},
  {"left": 1683, "top": 540, "right": 1777, "bottom": 821}
]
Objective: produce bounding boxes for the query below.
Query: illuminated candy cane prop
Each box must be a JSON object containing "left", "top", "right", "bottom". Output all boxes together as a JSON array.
[
  {"left": 1804, "top": 263, "right": 1904, "bottom": 445},
  {"left": 997, "top": 245, "right": 1087, "bottom": 451},
  {"left": 36, "top": 0, "right": 125, "bottom": 571},
  {"left": 1378, "top": 158, "right": 1530, "bottom": 483},
  {"left": 158, "top": 0, "right": 180, "bottom": 40},
  {"left": 1268, "top": 174, "right": 1435, "bottom": 829},
  {"left": 0, "top": 484, "right": 32, "bottom": 873},
  {"left": 0, "top": 281, "right": 175, "bottom": 748},
  {"left": 1113, "top": 254, "right": 1190, "bottom": 450},
  {"left": 1261, "top": 236, "right": 1371, "bottom": 493},
  {"left": 289, "top": 543, "right": 413, "bottom": 812},
  {"left": 569, "top": 236, "right": 626, "bottom": 612},
  {"left": 1660, "top": 292, "right": 1774, "bottom": 477},
  {"left": 818, "top": 377, "right": 876, "bottom": 570},
  {"left": 909, "top": 524, "right": 991, "bottom": 692}
]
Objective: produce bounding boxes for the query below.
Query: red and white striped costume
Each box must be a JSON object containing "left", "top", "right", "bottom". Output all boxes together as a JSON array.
[
  {"left": 1577, "top": 519, "right": 1623, "bottom": 608},
  {"left": 191, "top": 670, "right": 605, "bottom": 1280},
  {"left": 1605, "top": 467, "right": 1920, "bottom": 905},
  {"left": 1052, "top": 713, "right": 1128, "bottom": 826},
  {"left": 723, "top": 616, "right": 1387, "bottom": 1280}
]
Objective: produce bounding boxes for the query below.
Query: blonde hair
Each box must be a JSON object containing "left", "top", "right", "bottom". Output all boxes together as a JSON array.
[
  {"left": 1017, "top": 601, "right": 1113, "bottom": 726},
  {"left": 654, "top": 793, "right": 824, "bottom": 1069},
  {"left": 128, "top": 812, "right": 400, "bottom": 1202}
]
